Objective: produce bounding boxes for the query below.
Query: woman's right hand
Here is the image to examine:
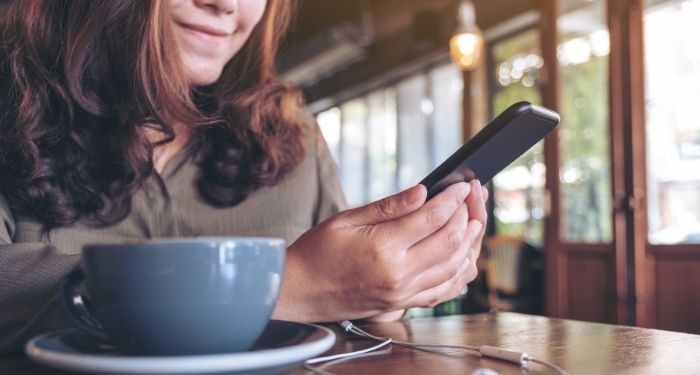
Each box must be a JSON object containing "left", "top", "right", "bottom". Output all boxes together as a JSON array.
[{"left": 272, "top": 180, "right": 487, "bottom": 322}]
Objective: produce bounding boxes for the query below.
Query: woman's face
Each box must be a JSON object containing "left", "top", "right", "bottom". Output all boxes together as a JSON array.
[{"left": 169, "top": 0, "right": 267, "bottom": 85}]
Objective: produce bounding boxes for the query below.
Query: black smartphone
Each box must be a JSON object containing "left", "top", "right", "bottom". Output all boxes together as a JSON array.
[{"left": 420, "top": 101, "right": 560, "bottom": 200}]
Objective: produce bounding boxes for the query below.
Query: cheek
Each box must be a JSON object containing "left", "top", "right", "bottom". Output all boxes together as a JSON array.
[
  {"left": 238, "top": 0, "right": 267, "bottom": 31},
  {"left": 168, "top": 0, "right": 187, "bottom": 8},
  {"left": 220, "top": 0, "right": 266, "bottom": 62}
]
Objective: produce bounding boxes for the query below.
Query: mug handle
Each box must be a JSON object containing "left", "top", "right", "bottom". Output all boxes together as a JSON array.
[{"left": 61, "top": 268, "right": 112, "bottom": 343}]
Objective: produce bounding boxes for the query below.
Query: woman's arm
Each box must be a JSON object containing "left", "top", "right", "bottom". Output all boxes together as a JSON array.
[{"left": 0, "top": 193, "right": 79, "bottom": 354}]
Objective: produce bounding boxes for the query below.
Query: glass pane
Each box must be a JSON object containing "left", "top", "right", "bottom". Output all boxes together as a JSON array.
[
  {"left": 397, "top": 75, "right": 431, "bottom": 190},
  {"left": 430, "top": 64, "right": 464, "bottom": 167},
  {"left": 367, "top": 89, "right": 398, "bottom": 201},
  {"left": 558, "top": 0, "right": 613, "bottom": 243},
  {"left": 340, "top": 100, "right": 368, "bottom": 207},
  {"left": 644, "top": 0, "right": 700, "bottom": 244},
  {"left": 316, "top": 107, "right": 342, "bottom": 166},
  {"left": 490, "top": 29, "right": 545, "bottom": 247}
]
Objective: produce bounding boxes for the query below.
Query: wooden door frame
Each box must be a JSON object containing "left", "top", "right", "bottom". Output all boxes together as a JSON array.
[
  {"left": 542, "top": 0, "right": 622, "bottom": 323},
  {"left": 608, "top": 0, "right": 649, "bottom": 327},
  {"left": 464, "top": 0, "right": 700, "bottom": 329},
  {"left": 539, "top": 0, "right": 564, "bottom": 318}
]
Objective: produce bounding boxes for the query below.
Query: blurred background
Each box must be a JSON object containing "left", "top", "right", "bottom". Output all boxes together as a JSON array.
[
  {"left": 1, "top": 0, "right": 698, "bottom": 333},
  {"left": 278, "top": 0, "right": 700, "bottom": 333}
]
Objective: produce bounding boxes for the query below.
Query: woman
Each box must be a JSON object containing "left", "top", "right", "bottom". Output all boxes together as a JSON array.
[{"left": 0, "top": 0, "right": 487, "bottom": 353}]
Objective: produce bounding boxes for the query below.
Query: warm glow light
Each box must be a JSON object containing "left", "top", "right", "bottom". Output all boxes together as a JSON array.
[
  {"left": 450, "top": 32, "right": 484, "bottom": 70},
  {"left": 450, "top": 1, "right": 484, "bottom": 71}
]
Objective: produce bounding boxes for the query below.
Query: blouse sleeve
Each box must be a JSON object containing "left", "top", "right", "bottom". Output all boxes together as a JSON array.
[
  {"left": 0, "top": 192, "right": 78, "bottom": 354},
  {"left": 312, "top": 126, "right": 348, "bottom": 225}
]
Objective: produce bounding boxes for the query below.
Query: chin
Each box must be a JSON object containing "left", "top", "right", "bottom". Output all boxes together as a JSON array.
[
  {"left": 187, "top": 68, "right": 225, "bottom": 86},
  {"left": 182, "top": 55, "right": 228, "bottom": 86}
]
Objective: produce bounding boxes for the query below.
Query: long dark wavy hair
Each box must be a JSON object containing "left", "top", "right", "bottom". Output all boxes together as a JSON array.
[{"left": 0, "top": 0, "right": 307, "bottom": 228}]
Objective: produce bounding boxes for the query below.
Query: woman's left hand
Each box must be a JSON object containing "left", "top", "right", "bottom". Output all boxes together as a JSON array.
[{"left": 364, "top": 181, "right": 489, "bottom": 322}]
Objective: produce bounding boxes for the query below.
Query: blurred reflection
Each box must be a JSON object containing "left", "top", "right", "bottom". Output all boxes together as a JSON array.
[
  {"left": 317, "top": 107, "right": 342, "bottom": 164},
  {"left": 430, "top": 64, "right": 464, "bottom": 166},
  {"left": 645, "top": 0, "right": 700, "bottom": 244},
  {"left": 397, "top": 75, "right": 431, "bottom": 190},
  {"left": 315, "top": 63, "right": 463, "bottom": 209},
  {"left": 367, "top": 89, "right": 398, "bottom": 201},
  {"left": 340, "top": 100, "right": 369, "bottom": 207},
  {"left": 490, "top": 29, "right": 545, "bottom": 247},
  {"left": 558, "top": 0, "right": 613, "bottom": 243}
]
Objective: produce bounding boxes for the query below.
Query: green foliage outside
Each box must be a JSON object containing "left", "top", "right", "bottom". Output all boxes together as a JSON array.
[{"left": 559, "top": 50, "right": 613, "bottom": 242}]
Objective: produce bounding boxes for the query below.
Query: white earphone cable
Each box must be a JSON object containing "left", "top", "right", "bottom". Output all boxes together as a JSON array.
[{"left": 305, "top": 320, "right": 569, "bottom": 375}]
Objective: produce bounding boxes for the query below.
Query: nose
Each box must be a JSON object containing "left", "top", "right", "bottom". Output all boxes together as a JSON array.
[{"left": 193, "top": 0, "right": 237, "bottom": 14}]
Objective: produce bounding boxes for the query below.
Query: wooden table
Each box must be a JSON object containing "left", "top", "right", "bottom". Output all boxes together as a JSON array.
[
  {"left": 292, "top": 312, "right": 700, "bottom": 375},
  {"left": 3, "top": 312, "right": 700, "bottom": 374}
]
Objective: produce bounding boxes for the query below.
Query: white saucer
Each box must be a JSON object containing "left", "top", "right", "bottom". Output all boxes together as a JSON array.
[{"left": 25, "top": 320, "right": 336, "bottom": 374}]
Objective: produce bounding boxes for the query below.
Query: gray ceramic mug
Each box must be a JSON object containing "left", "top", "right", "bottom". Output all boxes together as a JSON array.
[{"left": 61, "top": 237, "right": 286, "bottom": 355}]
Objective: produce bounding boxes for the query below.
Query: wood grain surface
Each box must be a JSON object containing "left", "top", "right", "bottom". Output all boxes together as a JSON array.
[
  {"left": 3, "top": 312, "right": 699, "bottom": 374},
  {"left": 292, "top": 312, "right": 700, "bottom": 375}
]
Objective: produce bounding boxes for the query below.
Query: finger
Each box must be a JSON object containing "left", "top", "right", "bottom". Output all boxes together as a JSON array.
[
  {"left": 404, "top": 250, "right": 478, "bottom": 308},
  {"left": 469, "top": 220, "right": 486, "bottom": 262},
  {"left": 403, "top": 203, "right": 469, "bottom": 273},
  {"left": 467, "top": 180, "right": 487, "bottom": 231},
  {"left": 466, "top": 181, "right": 488, "bottom": 262},
  {"left": 341, "top": 184, "right": 426, "bottom": 226},
  {"left": 482, "top": 186, "right": 489, "bottom": 202},
  {"left": 376, "top": 182, "right": 470, "bottom": 249},
  {"left": 403, "top": 218, "right": 483, "bottom": 295}
]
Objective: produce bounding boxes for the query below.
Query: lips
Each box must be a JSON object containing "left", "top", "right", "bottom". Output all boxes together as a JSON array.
[{"left": 177, "top": 22, "right": 232, "bottom": 37}]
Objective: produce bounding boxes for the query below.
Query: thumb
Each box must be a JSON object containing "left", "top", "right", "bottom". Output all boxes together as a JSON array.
[{"left": 341, "top": 184, "right": 427, "bottom": 226}]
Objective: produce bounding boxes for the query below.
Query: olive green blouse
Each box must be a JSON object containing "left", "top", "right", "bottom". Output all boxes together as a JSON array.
[{"left": 0, "top": 128, "right": 347, "bottom": 353}]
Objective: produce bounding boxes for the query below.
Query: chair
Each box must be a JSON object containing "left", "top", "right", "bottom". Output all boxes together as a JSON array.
[{"left": 482, "top": 236, "right": 543, "bottom": 314}]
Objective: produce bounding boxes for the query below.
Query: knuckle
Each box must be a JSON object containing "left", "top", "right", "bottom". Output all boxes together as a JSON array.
[
  {"left": 368, "top": 241, "right": 384, "bottom": 260},
  {"left": 377, "top": 279, "right": 405, "bottom": 309},
  {"left": 373, "top": 197, "right": 394, "bottom": 219},
  {"left": 466, "top": 262, "right": 479, "bottom": 281},
  {"left": 377, "top": 271, "right": 404, "bottom": 294},
  {"left": 426, "top": 295, "right": 441, "bottom": 308},
  {"left": 451, "top": 259, "right": 463, "bottom": 280},
  {"left": 449, "top": 284, "right": 463, "bottom": 300},
  {"left": 426, "top": 207, "right": 447, "bottom": 229},
  {"left": 444, "top": 228, "right": 465, "bottom": 251},
  {"left": 383, "top": 292, "right": 404, "bottom": 309},
  {"left": 369, "top": 237, "right": 396, "bottom": 263},
  {"left": 453, "top": 193, "right": 465, "bottom": 207},
  {"left": 471, "top": 244, "right": 483, "bottom": 261}
]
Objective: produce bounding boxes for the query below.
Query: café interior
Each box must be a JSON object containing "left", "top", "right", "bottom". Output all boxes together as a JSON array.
[
  {"left": 281, "top": 0, "right": 700, "bottom": 335},
  {"left": 1, "top": 0, "right": 699, "bottom": 373}
]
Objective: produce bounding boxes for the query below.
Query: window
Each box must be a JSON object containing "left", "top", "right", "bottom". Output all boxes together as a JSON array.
[
  {"left": 367, "top": 89, "right": 398, "bottom": 202},
  {"left": 315, "top": 63, "right": 463, "bottom": 207},
  {"left": 644, "top": 0, "right": 700, "bottom": 244},
  {"left": 558, "top": 0, "right": 613, "bottom": 243},
  {"left": 317, "top": 107, "right": 342, "bottom": 164},
  {"left": 489, "top": 29, "right": 546, "bottom": 247},
  {"left": 340, "top": 100, "right": 369, "bottom": 207},
  {"left": 397, "top": 75, "right": 432, "bottom": 190},
  {"left": 430, "top": 64, "right": 465, "bottom": 166}
]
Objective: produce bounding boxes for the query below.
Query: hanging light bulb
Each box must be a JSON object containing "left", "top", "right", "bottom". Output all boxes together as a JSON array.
[{"left": 449, "top": 0, "right": 484, "bottom": 71}]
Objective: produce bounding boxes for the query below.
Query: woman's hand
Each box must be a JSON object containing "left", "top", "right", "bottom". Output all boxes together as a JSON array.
[{"left": 272, "top": 180, "right": 488, "bottom": 323}]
